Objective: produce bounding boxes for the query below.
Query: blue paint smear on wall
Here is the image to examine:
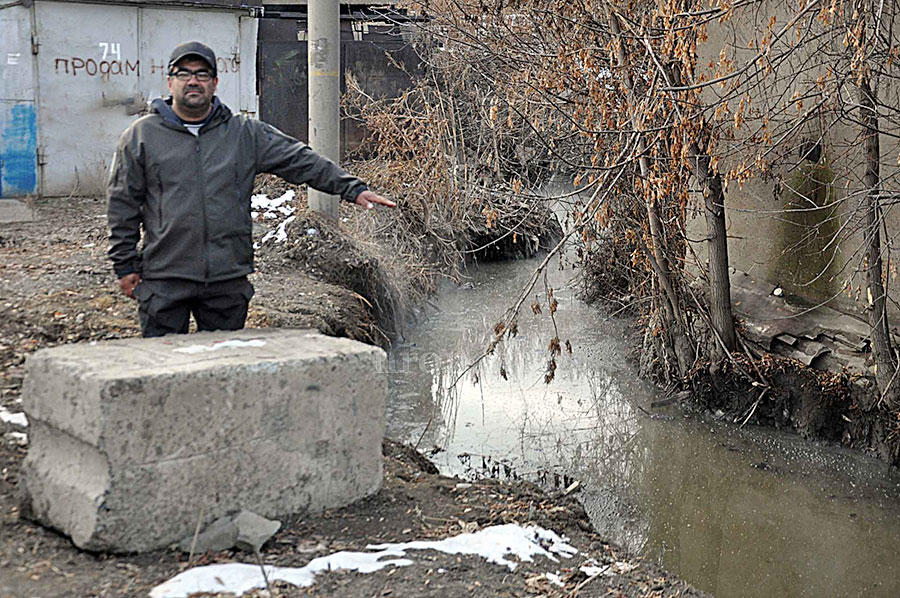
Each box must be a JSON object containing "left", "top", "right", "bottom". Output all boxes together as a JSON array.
[{"left": 0, "top": 103, "right": 38, "bottom": 197}]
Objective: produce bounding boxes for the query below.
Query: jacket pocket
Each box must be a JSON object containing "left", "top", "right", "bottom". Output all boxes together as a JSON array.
[{"left": 228, "top": 232, "right": 254, "bottom": 268}]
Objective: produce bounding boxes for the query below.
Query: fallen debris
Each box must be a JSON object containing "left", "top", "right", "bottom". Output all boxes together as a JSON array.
[{"left": 178, "top": 511, "right": 282, "bottom": 555}]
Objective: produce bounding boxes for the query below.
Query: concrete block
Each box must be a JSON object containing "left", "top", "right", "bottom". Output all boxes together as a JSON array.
[{"left": 20, "top": 329, "right": 386, "bottom": 552}]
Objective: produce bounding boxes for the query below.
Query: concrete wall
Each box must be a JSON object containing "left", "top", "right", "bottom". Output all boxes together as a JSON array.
[
  {"left": 683, "top": 1, "right": 900, "bottom": 315},
  {"left": 0, "top": 0, "right": 258, "bottom": 199}
]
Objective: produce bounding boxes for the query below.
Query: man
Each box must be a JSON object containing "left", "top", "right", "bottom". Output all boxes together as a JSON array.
[{"left": 108, "top": 41, "right": 395, "bottom": 337}]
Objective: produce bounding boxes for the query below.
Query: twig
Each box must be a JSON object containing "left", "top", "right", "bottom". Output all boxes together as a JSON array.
[
  {"left": 254, "top": 549, "right": 274, "bottom": 596},
  {"left": 569, "top": 564, "right": 611, "bottom": 596},
  {"left": 414, "top": 398, "right": 439, "bottom": 451},
  {"left": 187, "top": 505, "right": 206, "bottom": 566},
  {"left": 740, "top": 388, "right": 769, "bottom": 428},
  {"left": 448, "top": 142, "right": 636, "bottom": 390}
]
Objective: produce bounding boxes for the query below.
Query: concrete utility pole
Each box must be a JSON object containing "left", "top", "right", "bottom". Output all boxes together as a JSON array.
[{"left": 307, "top": 0, "right": 341, "bottom": 218}]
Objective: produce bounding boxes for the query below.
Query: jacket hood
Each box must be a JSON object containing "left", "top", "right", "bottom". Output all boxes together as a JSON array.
[{"left": 150, "top": 96, "right": 230, "bottom": 130}]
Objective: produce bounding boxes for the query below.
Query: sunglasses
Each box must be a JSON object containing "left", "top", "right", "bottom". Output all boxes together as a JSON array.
[{"left": 169, "top": 68, "right": 214, "bottom": 82}]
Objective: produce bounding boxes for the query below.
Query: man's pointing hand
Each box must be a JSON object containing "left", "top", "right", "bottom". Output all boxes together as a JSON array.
[{"left": 355, "top": 190, "right": 397, "bottom": 209}]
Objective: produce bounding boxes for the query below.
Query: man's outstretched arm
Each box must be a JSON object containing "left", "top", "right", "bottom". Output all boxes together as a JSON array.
[{"left": 254, "top": 121, "right": 396, "bottom": 208}]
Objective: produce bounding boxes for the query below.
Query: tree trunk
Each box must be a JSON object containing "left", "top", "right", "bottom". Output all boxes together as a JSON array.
[
  {"left": 859, "top": 78, "right": 898, "bottom": 408},
  {"left": 606, "top": 7, "right": 694, "bottom": 377},
  {"left": 692, "top": 148, "right": 738, "bottom": 357}
]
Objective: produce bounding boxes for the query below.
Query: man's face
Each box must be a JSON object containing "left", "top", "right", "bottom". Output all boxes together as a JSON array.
[{"left": 167, "top": 57, "right": 218, "bottom": 117}]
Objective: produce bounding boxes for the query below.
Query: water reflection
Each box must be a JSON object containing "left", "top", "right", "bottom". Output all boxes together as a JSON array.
[
  {"left": 386, "top": 257, "right": 900, "bottom": 598},
  {"left": 633, "top": 420, "right": 900, "bottom": 598}
]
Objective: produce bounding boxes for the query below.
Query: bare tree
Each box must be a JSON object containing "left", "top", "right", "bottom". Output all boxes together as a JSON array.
[{"left": 360, "top": 0, "right": 900, "bottom": 409}]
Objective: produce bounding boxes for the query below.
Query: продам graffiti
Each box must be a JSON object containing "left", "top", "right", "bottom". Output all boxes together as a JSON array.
[
  {"left": 53, "top": 56, "right": 239, "bottom": 78},
  {"left": 54, "top": 58, "right": 138, "bottom": 77}
]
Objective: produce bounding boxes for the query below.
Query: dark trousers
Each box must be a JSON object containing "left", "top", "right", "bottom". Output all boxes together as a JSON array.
[{"left": 134, "top": 277, "right": 255, "bottom": 338}]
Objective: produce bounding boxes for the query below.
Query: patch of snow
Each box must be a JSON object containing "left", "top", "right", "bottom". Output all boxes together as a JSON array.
[
  {"left": 251, "top": 191, "right": 297, "bottom": 235},
  {"left": 174, "top": 339, "right": 266, "bottom": 354},
  {"left": 260, "top": 215, "right": 296, "bottom": 245},
  {"left": 5, "top": 431, "right": 27, "bottom": 446},
  {"left": 368, "top": 524, "right": 575, "bottom": 571},
  {"left": 545, "top": 571, "right": 564, "bottom": 586},
  {"left": 0, "top": 407, "right": 28, "bottom": 427},
  {"left": 251, "top": 191, "right": 296, "bottom": 220},
  {"left": 150, "top": 524, "right": 576, "bottom": 598},
  {"left": 149, "top": 551, "right": 413, "bottom": 598},
  {"left": 531, "top": 525, "right": 577, "bottom": 558}
]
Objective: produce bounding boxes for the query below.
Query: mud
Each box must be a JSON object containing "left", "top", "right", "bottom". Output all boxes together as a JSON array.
[
  {"left": 688, "top": 354, "right": 900, "bottom": 466},
  {"left": 0, "top": 437, "right": 706, "bottom": 598}
]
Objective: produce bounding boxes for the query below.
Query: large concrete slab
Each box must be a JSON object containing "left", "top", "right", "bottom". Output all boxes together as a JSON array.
[{"left": 20, "top": 329, "right": 386, "bottom": 552}]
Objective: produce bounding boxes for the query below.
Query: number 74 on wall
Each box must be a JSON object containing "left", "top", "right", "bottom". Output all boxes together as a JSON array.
[{"left": 99, "top": 42, "right": 121, "bottom": 61}]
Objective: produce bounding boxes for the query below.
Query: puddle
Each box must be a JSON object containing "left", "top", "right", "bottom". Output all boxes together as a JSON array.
[{"left": 386, "top": 256, "right": 900, "bottom": 598}]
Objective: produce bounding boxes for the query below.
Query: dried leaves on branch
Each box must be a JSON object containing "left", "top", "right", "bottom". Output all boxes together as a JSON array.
[{"left": 371, "top": 1, "right": 900, "bottom": 414}]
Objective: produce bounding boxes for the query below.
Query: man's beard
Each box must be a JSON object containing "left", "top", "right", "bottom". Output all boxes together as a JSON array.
[{"left": 177, "top": 88, "right": 211, "bottom": 113}]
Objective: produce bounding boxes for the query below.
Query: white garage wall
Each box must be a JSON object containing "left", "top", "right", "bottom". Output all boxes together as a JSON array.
[{"left": 29, "top": 0, "right": 257, "bottom": 197}]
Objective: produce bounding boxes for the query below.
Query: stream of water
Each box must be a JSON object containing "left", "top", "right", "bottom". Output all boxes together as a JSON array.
[{"left": 385, "top": 255, "right": 900, "bottom": 598}]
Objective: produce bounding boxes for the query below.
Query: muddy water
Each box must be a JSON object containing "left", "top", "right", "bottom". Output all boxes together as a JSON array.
[{"left": 385, "top": 256, "right": 900, "bottom": 598}]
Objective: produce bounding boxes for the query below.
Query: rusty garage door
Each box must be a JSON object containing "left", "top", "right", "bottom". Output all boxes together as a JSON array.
[{"left": 258, "top": 15, "right": 420, "bottom": 157}]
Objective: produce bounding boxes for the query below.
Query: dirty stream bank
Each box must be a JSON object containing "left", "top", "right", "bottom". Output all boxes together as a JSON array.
[
  {"left": 386, "top": 256, "right": 900, "bottom": 598},
  {"left": 0, "top": 195, "right": 701, "bottom": 597}
]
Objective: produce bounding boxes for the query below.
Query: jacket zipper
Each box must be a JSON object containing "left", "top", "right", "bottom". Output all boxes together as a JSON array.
[{"left": 197, "top": 135, "right": 209, "bottom": 282}]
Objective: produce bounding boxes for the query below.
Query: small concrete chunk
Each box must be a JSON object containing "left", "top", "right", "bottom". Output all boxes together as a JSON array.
[
  {"left": 235, "top": 510, "right": 282, "bottom": 552},
  {"left": 21, "top": 329, "right": 386, "bottom": 552},
  {"left": 180, "top": 514, "right": 240, "bottom": 554},
  {"left": 179, "top": 510, "right": 281, "bottom": 554}
]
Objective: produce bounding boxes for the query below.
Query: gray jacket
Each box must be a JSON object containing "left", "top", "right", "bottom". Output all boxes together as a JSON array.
[{"left": 108, "top": 97, "right": 367, "bottom": 282}]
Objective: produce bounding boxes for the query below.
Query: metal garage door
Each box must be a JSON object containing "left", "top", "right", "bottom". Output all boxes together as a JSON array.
[
  {"left": 0, "top": 4, "right": 39, "bottom": 198},
  {"left": 32, "top": 1, "right": 256, "bottom": 197},
  {"left": 33, "top": 1, "right": 139, "bottom": 197}
]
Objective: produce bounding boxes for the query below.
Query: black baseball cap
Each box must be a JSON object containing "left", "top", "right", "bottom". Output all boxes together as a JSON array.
[{"left": 168, "top": 41, "right": 217, "bottom": 75}]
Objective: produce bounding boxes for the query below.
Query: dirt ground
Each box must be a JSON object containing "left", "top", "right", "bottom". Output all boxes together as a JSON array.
[{"left": 0, "top": 195, "right": 704, "bottom": 598}]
